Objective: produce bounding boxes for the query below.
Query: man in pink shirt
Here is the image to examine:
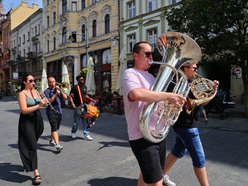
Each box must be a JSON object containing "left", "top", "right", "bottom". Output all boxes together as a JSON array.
[{"left": 122, "top": 41, "right": 185, "bottom": 186}]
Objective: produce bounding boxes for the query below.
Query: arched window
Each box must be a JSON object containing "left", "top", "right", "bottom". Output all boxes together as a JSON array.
[
  {"left": 92, "top": 19, "right": 97, "bottom": 37},
  {"left": 104, "top": 14, "right": 110, "bottom": 34},
  {"left": 81, "top": 24, "right": 86, "bottom": 41},
  {"left": 62, "top": 27, "right": 67, "bottom": 44},
  {"left": 53, "top": 36, "right": 56, "bottom": 50}
]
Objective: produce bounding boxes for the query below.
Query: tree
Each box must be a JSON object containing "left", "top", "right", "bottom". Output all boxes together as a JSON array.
[{"left": 166, "top": 0, "right": 248, "bottom": 116}]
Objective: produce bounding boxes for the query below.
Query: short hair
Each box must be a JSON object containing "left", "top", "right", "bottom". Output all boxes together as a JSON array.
[
  {"left": 76, "top": 75, "right": 85, "bottom": 81},
  {"left": 132, "top": 41, "right": 150, "bottom": 54}
]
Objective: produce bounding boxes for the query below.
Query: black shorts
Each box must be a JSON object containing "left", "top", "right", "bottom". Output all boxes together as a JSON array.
[
  {"left": 47, "top": 113, "right": 62, "bottom": 132},
  {"left": 129, "top": 138, "right": 166, "bottom": 184}
]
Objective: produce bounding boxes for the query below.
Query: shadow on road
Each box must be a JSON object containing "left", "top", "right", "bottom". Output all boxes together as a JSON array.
[
  {"left": 87, "top": 176, "right": 137, "bottom": 186},
  {"left": 0, "top": 163, "right": 31, "bottom": 183},
  {"left": 97, "top": 141, "right": 130, "bottom": 151}
]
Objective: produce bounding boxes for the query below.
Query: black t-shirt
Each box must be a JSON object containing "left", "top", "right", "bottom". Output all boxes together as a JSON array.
[
  {"left": 70, "top": 85, "right": 87, "bottom": 107},
  {"left": 172, "top": 90, "right": 200, "bottom": 128}
]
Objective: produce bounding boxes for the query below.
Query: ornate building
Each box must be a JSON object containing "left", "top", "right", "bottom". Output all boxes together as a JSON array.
[{"left": 43, "top": 0, "right": 119, "bottom": 96}]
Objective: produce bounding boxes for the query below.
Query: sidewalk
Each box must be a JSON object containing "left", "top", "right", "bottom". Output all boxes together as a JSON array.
[{"left": 198, "top": 103, "right": 248, "bottom": 133}]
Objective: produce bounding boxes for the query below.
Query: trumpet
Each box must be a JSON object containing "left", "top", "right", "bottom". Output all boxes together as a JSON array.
[{"left": 55, "top": 82, "right": 70, "bottom": 95}]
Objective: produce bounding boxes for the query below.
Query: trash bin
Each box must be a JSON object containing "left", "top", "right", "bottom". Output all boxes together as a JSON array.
[{"left": 0, "top": 92, "right": 3, "bottom": 99}]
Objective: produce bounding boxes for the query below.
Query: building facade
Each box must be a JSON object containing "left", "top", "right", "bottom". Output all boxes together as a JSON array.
[
  {"left": 0, "top": 2, "right": 40, "bottom": 95},
  {"left": 119, "top": 0, "right": 179, "bottom": 68},
  {"left": 42, "top": 0, "right": 119, "bottom": 96},
  {"left": 10, "top": 8, "right": 43, "bottom": 82}
]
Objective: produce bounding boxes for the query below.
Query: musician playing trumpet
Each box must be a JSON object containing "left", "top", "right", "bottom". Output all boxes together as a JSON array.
[
  {"left": 44, "top": 76, "right": 67, "bottom": 152},
  {"left": 162, "top": 62, "right": 219, "bottom": 186}
]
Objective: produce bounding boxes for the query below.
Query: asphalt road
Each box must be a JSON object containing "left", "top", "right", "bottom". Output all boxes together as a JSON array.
[{"left": 0, "top": 97, "right": 248, "bottom": 186}]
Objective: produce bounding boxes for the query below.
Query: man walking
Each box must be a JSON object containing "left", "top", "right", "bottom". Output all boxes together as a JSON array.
[
  {"left": 44, "top": 76, "right": 67, "bottom": 152},
  {"left": 70, "top": 75, "right": 94, "bottom": 141}
]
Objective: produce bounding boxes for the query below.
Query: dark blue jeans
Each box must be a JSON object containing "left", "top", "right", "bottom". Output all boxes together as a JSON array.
[{"left": 171, "top": 128, "right": 206, "bottom": 168}]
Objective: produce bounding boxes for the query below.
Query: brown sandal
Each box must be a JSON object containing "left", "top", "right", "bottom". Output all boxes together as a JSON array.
[{"left": 33, "top": 175, "right": 42, "bottom": 185}]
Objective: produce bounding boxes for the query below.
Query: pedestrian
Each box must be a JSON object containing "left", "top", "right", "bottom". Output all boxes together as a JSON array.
[
  {"left": 70, "top": 75, "right": 95, "bottom": 141},
  {"left": 44, "top": 76, "right": 67, "bottom": 152},
  {"left": 162, "top": 62, "right": 219, "bottom": 186},
  {"left": 17, "top": 74, "right": 47, "bottom": 185},
  {"left": 122, "top": 41, "right": 185, "bottom": 186}
]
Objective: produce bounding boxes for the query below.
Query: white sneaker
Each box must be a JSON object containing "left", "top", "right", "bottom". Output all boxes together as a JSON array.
[
  {"left": 71, "top": 133, "right": 76, "bottom": 139},
  {"left": 163, "top": 175, "right": 176, "bottom": 186},
  {"left": 55, "top": 144, "right": 63, "bottom": 152},
  {"left": 84, "top": 135, "right": 93, "bottom": 141}
]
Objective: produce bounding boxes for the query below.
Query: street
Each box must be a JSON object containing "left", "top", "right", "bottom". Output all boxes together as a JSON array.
[{"left": 0, "top": 97, "right": 248, "bottom": 186}]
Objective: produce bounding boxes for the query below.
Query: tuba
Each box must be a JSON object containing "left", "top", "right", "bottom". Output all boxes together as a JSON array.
[{"left": 139, "top": 32, "right": 202, "bottom": 143}]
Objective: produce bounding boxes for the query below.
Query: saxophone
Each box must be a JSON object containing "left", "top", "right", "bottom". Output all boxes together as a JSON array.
[{"left": 139, "top": 32, "right": 203, "bottom": 143}]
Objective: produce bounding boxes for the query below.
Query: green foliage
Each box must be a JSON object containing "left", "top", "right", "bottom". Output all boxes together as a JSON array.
[
  {"left": 81, "top": 68, "right": 88, "bottom": 77},
  {"left": 167, "top": 0, "right": 248, "bottom": 91}
]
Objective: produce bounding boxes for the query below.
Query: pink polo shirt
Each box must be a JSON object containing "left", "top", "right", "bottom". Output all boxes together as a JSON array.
[{"left": 122, "top": 68, "right": 155, "bottom": 141}]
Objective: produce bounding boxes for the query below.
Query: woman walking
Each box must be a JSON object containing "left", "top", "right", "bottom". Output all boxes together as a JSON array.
[{"left": 18, "top": 74, "right": 47, "bottom": 185}]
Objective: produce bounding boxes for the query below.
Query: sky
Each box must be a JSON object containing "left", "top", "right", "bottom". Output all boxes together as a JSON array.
[{"left": 2, "top": 0, "right": 43, "bottom": 13}]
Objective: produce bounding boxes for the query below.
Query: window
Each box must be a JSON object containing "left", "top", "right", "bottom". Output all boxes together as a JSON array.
[
  {"left": 128, "top": 1, "right": 135, "bottom": 19},
  {"left": 47, "top": 16, "right": 50, "bottom": 28},
  {"left": 147, "top": 28, "right": 157, "bottom": 51},
  {"left": 23, "top": 49, "right": 25, "bottom": 57},
  {"left": 27, "top": 32, "right": 30, "bottom": 41},
  {"left": 53, "top": 37, "right": 56, "bottom": 50},
  {"left": 81, "top": 0, "right": 86, "bottom": 9},
  {"left": 53, "top": 12, "right": 56, "bottom": 25},
  {"left": 81, "top": 24, "right": 86, "bottom": 41},
  {"left": 172, "top": 0, "right": 177, "bottom": 4},
  {"left": 62, "top": 0, "right": 67, "bottom": 14},
  {"left": 35, "top": 26, "right": 37, "bottom": 35},
  {"left": 92, "top": 19, "right": 97, "bottom": 37},
  {"left": 47, "top": 0, "right": 49, "bottom": 6},
  {"left": 62, "top": 27, "right": 67, "bottom": 44},
  {"left": 127, "top": 34, "right": 136, "bottom": 53},
  {"left": 91, "top": 0, "right": 98, "bottom": 5},
  {"left": 71, "top": 32, "right": 77, "bottom": 43},
  {"left": 148, "top": 0, "right": 156, "bottom": 12},
  {"left": 72, "top": 1, "right": 77, "bottom": 11},
  {"left": 47, "top": 39, "right": 50, "bottom": 53},
  {"left": 62, "top": 28, "right": 67, "bottom": 44},
  {"left": 104, "top": 14, "right": 110, "bottom": 34},
  {"left": 23, "top": 34, "right": 25, "bottom": 44}
]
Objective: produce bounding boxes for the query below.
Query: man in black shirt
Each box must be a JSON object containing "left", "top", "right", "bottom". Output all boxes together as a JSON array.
[{"left": 70, "top": 75, "right": 94, "bottom": 141}]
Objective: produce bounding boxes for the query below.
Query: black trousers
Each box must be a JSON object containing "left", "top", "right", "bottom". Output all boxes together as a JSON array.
[{"left": 18, "top": 110, "right": 44, "bottom": 172}]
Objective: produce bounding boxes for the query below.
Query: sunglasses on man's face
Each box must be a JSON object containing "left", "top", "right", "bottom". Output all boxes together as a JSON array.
[
  {"left": 192, "top": 67, "right": 198, "bottom": 71},
  {"left": 28, "top": 79, "right": 35, "bottom": 83},
  {"left": 144, "top": 52, "right": 153, "bottom": 58},
  {"left": 80, "top": 78, "right": 84, "bottom": 81}
]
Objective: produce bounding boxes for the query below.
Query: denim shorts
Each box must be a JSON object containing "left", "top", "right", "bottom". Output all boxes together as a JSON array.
[{"left": 171, "top": 128, "right": 206, "bottom": 168}]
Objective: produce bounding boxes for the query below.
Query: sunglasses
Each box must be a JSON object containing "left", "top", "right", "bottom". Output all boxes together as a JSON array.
[
  {"left": 80, "top": 78, "right": 84, "bottom": 81},
  {"left": 144, "top": 52, "right": 153, "bottom": 58},
  {"left": 192, "top": 67, "right": 198, "bottom": 71},
  {"left": 28, "top": 79, "right": 35, "bottom": 83}
]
